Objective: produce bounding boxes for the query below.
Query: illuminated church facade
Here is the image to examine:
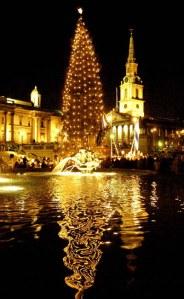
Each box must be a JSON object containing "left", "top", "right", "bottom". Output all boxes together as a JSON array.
[{"left": 106, "top": 30, "right": 184, "bottom": 155}]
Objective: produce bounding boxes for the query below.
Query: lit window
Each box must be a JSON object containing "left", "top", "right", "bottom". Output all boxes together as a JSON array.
[{"left": 136, "top": 89, "right": 139, "bottom": 98}]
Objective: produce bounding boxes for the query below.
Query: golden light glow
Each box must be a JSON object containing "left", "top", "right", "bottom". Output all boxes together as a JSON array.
[
  {"left": 151, "top": 127, "right": 157, "bottom": 133},
  {"left": 109, "top": 176, "right": 148, "bottom": 250},
  {"left": 0, "top": 185, "right": 24, "bottom": 192},
  {"left": 132, "top": 117, "right": 137, "bottom": 123},
  {"left": 110, "top": 133, "right": 114, "bottom": 140},
  {"left": 106, "top": 114, "right": 112, "bottom": 124},
  {"left": 0, "top": 177, "right": 12, "bottom": 183},
  {"left": 158, "top": 140, "right": 163, "bottom": 147},
  {"left": 62, "top": 12, "right": 104, "bottom": 150}
]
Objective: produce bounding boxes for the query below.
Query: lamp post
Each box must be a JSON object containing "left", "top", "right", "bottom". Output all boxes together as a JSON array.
[{"left": 150, "top": 127, "right": 157, "bottom": 152}]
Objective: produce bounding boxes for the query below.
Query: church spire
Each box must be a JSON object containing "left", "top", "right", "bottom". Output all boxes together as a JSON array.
[
  {"left": 127, "top": 29, "right": 136, "bottom": 63},
  {"left": 119, "top": 29, "right": 144, "bottom": 118},
  {"left": 125, "top": 28, "right": 138, "bottom": 77}
]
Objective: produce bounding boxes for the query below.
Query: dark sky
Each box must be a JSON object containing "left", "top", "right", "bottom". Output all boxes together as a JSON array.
[{"left": 1, "top": 0, "right": 184, "bottom": 118}]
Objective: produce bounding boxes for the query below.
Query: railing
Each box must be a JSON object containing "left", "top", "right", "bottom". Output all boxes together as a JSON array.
[
  {"left": 0, "top": 143, "right": 59, "bottom": 152},
  {"left": 22, "top": 144, "right": 57, "bottom": 151}
]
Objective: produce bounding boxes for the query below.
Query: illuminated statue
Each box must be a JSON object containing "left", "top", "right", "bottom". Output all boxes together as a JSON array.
[{"left": 52, "top": 149, "right": 101, "bottom": 173}]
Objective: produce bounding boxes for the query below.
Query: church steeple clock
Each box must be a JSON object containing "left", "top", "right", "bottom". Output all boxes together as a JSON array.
[{"left": 119, "top": 29, "right": 144, "bottom": 117}]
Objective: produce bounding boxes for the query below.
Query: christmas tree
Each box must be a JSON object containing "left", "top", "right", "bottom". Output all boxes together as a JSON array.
[{"left": 62, "top": 8, "right": 104, "bottom": 152}]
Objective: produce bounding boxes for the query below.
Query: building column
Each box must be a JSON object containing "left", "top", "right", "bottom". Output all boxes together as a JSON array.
[
  {"left": 4, "top": 111, "right": 7, "bottom": 143},
  {"left": 115, "top": 126, "right": 118, "bottom": 143},
  {"left": 32, "top": 117, "right": 38, "bottom": 142},
  {"left": 11, "top": 112, "right": 14, "bottom": 143},
  {"left": 123, "top": 125, "right": 125, "bottom": 143},
  {"left": 128, "top": 124, "right": 130, "bottom": 144},
  {"left": 121, "top": 125, "right": 124, "bottom": 144},
  {"left": 47, "top": 119, "right": 51, "bottom": 142},
  {"left": 37, "top": 117, "right": 40, "bottom": 142}
]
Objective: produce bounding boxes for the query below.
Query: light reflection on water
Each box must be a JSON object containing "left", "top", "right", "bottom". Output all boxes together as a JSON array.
[{"left": 1, "top": 171, "right": 184, "bottom": 298}]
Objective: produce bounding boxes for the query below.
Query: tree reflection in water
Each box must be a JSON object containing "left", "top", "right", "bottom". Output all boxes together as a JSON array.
[
  {"left": 58, "top": 197, "right": 113, "bottom": 299},
  {"left": 56, "top": 173, "right": 150, "bottom": 298}
]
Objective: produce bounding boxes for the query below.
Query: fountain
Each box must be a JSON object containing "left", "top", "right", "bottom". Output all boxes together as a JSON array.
[{"left": 52, "top": 149, "right": 101, "bottom": 173}]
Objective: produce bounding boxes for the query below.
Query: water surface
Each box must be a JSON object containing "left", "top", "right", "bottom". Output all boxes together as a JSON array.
[{"left": 0, "top": 171, "right": 184, "bottom": 298}]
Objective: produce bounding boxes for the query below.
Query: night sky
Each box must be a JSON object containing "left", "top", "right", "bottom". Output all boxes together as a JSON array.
[{"left": 1, "top": 0, "right": 184, "bottom": 118}]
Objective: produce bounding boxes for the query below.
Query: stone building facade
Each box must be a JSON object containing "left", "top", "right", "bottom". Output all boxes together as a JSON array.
[{"left": 0, "top": 87, "right": 62, "bottom": 158}]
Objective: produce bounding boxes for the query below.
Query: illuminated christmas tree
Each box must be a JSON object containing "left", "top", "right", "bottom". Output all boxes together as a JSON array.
[{"left": 62, "top": 8, "right": 104, "bottom": 152}]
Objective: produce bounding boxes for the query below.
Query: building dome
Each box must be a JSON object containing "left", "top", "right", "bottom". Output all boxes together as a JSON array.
[{"left": 30, "top": 86, "right": 41, "bottom": 108}]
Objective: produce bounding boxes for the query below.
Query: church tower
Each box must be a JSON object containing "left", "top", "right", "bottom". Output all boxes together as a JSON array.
[{"left": 119, "top": 29, "right": 144, "bottom": 117}]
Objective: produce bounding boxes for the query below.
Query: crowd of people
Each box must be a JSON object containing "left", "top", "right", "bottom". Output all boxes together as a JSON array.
[
  {"left": 13, "top": 156, "right": 55, "bottom": 172},
  {"left": 1, "top": 150, "right": 184, "bottom": 175},
  {"left": 101, "top": 152, "right": 184, "bottom": 174}
]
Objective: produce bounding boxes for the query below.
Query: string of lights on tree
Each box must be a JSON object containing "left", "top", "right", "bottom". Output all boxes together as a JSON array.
[{"left": 62, "top": 8, "right": 104, "bottom": 150}]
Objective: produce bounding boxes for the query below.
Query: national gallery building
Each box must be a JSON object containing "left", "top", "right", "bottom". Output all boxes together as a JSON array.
[{"left": 0, "top": 86, "right": 62, "bottom": 158}]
